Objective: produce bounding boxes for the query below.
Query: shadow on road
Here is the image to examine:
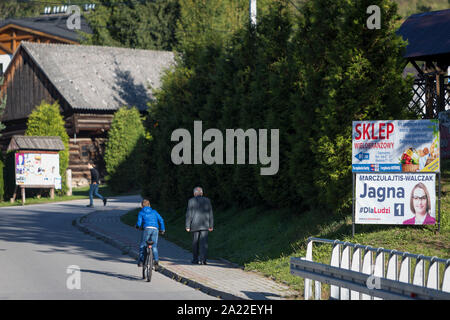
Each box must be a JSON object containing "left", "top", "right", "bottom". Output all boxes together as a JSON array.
[
  {"left": 81, "top": 269, "right": 142, "bottom": 281},
  {"left": 0, "top": 196, "right": 141, "bottom": 265}
]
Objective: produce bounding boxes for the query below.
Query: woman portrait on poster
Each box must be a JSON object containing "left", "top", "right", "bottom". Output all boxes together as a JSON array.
[{"left": 403, "top": 182, "right": 436, "bottom": 225}]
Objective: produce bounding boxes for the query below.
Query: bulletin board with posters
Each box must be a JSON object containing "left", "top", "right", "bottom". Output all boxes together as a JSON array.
[
  {"left": 351, "top": 120, "right": 441, "bottom": 236},
  {"left": 15, "top": 152, "right": 61, "bottom": 188}
]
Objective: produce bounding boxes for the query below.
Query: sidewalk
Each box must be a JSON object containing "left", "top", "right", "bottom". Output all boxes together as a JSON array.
[{"left": 74, "top": 195, "right": 298, "bottom": 300}]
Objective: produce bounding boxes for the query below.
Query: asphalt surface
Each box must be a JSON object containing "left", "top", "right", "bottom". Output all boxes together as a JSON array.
[{"left": 0, "top": 198, "right": 216, "bottom": 300}]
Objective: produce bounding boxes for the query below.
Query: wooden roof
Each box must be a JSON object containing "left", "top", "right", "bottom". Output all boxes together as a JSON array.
[
  {"left": 7, "top": 135, "right": 65, "bottom": 152},
  {"left": 0, "top": 14, "right": 92, "bottom": 52},
  {"left": 397, "top": 9, "right": 450, "bottom": 62},
  {"left": 16, "top": 42, "right": 175, "bottom": 112}
]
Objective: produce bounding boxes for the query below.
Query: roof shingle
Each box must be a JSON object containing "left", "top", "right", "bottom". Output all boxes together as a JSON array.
[
  {"left": 397, "top": 9, "right": 450, "bottom": 60},
  {"left": 20, "top": 42, "right": 175, "bottom": 112},
  {"left": 0, "top": 14, "right": 92, "bottom": 42},
  {"left": 7, "top": 135, "right": 65, "bottom": 151}
]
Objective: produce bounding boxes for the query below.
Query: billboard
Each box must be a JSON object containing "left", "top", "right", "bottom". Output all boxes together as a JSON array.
[
  {"left": 355, "top": 173, "right": 436, "bottom": 225},
  {"left": 15, "top": 152, "right": 61, "bottom": 189},
  {"left": 352, "top": 120, "right": 439, "bottom": 173}
]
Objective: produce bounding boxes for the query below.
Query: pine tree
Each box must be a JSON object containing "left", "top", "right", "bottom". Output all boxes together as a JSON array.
[
  {"left": 81, "top": 0, "right": 180, "bottom": 51},
  {"left": 289, "top": 0, "right": 414, "bottom": 213}
]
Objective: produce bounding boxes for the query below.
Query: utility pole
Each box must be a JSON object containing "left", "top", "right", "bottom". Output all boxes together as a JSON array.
[{"left": 250, "top": 0, "right": 257, "bottom": 27}]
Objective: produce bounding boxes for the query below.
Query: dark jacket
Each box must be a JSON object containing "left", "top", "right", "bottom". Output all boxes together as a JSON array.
[
  {"left": 90, "top": 167, "right": 100, "bottom": 184},
  {"left": 185, "top": 196, "right": 213, "bottom": 232}
]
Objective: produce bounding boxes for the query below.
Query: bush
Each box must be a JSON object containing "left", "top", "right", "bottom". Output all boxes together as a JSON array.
[
  {"left": 104, "top": 107, "right": 146, "bottom": 193},
  {"left": 25, "top": 101, "right": 70, "bottom": 195},
  {"left": 142, "top": 0, "right": 416, "bottom": 214}
]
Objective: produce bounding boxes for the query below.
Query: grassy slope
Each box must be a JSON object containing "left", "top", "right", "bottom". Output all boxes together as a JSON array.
[{"left": 122, "top": 162, "right": 450, "bottom": 299}]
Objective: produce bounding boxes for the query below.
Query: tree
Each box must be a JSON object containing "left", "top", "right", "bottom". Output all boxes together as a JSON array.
[
  {"left": 288, "top": 0, "right": 414, "bottom": 213},
  {"left": 104, "top": 107, "right": 146, "bottom": 193},
  {"left": 25, "top": 101, "right": 70, "bottom": 194},
  {"left": 81, "top": 0, "right": 180, "bottom": 51},
  {"left": 140, "top": 0, "right": 416, "bottom": 216},
  {"left": 0, "top": 0, "right": 58, "bottom": 19}
]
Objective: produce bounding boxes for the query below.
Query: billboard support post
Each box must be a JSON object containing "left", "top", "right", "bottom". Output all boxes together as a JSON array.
[
  {"left": 438, "top": 172, "right": 441, "bottom": 232},
  {"left": 352, "top": 172, "right": 356, "bottom": 237}
]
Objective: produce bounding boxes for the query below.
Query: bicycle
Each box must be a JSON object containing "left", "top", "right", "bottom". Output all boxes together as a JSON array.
[{"left": 142, "top": 240, "right": 154, "bottom": 282}]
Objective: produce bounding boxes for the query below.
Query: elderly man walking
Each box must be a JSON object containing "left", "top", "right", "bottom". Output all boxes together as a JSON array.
[{"left": 185, "top": 187, "right": 214, "bottom": 265}]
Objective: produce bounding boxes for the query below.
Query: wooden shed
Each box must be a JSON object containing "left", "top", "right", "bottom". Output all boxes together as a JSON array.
[
  {"left": 0, "top": 42, "right": 175, "bottom": 186},
  {"left": 0, "top": 13, "right": 92, "bottom": 73},
  {"left": 7, "top": 135, "right": 65, "bottom": 204},
  {"left": 397, "top": 9, "right": 450, "bottom": 118}
]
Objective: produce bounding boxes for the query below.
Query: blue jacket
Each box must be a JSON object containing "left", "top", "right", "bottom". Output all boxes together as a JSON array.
[{"left": 136, "top": 206, "right": 165, "bottom": 231}]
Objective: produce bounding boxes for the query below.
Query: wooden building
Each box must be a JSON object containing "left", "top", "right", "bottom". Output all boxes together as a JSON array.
[
  {"left": 397, "top": 9, "right": 450, "bottom": 118},
  {"left": 0, "top": 13, "right": 92, "bottom": 73},
  {"left": 0, "top": 42, "right": 175, "bottom": 186}
]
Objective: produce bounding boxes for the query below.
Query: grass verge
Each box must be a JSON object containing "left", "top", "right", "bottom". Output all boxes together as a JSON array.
[
  {"left": 119, "top": 164, "right": 450, "bottom": 299},
  {"left": 0, "top": 185, "right": 139, "bottom": 207}
]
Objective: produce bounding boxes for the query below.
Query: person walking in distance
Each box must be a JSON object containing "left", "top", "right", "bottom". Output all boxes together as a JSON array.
[
  {"left": 185, "top": 187, "right": 213, "bottom": 265},
  {"left": 87, "top": 162, "right": 107, "bottom": 207}
]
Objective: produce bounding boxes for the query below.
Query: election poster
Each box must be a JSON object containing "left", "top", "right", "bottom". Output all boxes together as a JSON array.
[
  {"left": 352, "top": 120, "right": 439, "bottom": 173},
  {"left": 15, "top": 152, "right": 61, "bottom": 188},
  {"left": 355, "top": 173, "right": 436, "bottom": 225}
]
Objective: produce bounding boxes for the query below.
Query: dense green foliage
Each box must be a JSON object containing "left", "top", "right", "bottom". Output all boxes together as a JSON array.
[
  {"left": 25, "top": 101, "right": 70, "bottom": 194},
  {"left": 104, "top": 107, "right": 146, "bottom": 193},
  {"left": 80, "top": 0, "right": 181, "bottom": 51},
  {"left": 142, "top": 0, "right": 415, "bottom": 215},
  {"left": 0, "top": 0, "right": 59, "bottom": 19}
]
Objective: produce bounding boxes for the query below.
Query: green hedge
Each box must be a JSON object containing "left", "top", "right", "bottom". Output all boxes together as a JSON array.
[
  {"left": 142, "top": 0, "right": 416, "bottom": 214},
  {"left": 104, "top": 107, "right": 146, "bottom": 193}
]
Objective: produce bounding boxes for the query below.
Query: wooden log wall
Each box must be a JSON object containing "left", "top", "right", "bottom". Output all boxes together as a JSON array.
[{"left": 69, "top": 137, "right": 107, "bottom": 187}]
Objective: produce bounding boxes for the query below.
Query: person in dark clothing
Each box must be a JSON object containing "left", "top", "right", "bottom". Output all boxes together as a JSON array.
[
  {"left": 86, "top": 162, "right": 107, "bottom": 207},
  {"left": 185, "top": 187, "right": 213, "bottom": 265}
]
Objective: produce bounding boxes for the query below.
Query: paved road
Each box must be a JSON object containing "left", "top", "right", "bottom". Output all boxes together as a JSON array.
[{"left": 0, "top": 197, "right": 216, "bottom": 300}]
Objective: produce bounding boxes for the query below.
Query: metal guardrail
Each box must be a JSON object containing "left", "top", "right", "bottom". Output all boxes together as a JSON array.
[{"left": 290, "top": 237, "right": 450, "bottom": 300}]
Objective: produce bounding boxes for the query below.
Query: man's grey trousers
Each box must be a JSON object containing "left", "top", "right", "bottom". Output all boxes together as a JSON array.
[{"left": 192, "top": 230, "right": 209, "bottom": 263}]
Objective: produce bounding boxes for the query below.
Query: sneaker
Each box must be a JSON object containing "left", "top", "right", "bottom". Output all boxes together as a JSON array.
[
  {"left": 86, "top": 204, "right": 93, "bottom": 207},
  {"left": 137, "top": 261, "right": 143, "bottom": 267},
  {"left": 191, "top": 260, "right": 199, "bottom": 264},
  {"left": 103, "top": 198, "right": 107, "bottom": 206},
  {"left": 154, "top": 261, "right": 159, "bottom": 271}
]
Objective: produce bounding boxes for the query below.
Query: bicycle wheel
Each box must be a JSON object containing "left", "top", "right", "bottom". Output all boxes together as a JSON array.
[
  {"left": 146, "top": 248, "right": 153, "bottom": 282},
  {"left": 142, "top": 249, "right": 148, "bottom": 279}
]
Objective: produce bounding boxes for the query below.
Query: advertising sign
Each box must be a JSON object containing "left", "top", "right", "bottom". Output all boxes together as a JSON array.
[
  {"left": 15, "top": 152, "right": 61, "bottom": 188},
  {"left": 352, "top": 120, "right": 439, "bottom": 173},
  {"left": 355, "top": 173, "right": 436, "bottom": 225}
]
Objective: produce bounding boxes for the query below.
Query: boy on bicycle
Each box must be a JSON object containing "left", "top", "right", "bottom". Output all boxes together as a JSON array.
[{"left": 136, "top": 199, "right": 165, "bottom": 270}]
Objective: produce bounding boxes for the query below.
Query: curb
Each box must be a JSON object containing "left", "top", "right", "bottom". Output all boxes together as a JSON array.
[{"left": 73, "top": 213, "right": 244, "bottom": 300}]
